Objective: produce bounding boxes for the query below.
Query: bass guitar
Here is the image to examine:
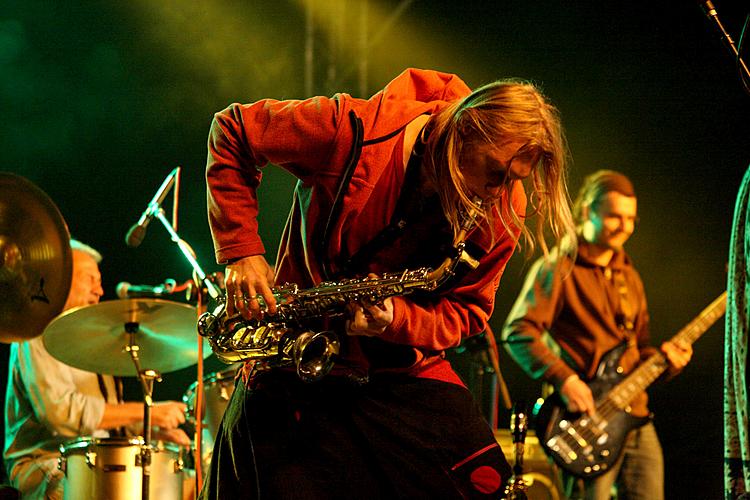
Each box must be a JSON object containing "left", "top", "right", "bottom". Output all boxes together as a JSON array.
[{"left": 533, "top": 291, "right": 726, "bottom": 479}]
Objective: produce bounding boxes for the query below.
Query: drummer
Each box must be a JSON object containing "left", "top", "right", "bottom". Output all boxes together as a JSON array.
[{"left": 3, "top": 239, "right": 190, "bottom": 499}]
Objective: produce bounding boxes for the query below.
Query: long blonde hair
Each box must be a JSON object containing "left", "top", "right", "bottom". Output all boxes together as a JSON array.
[{"left": 423, "top": 78, "right": 575, "bottom": 255}]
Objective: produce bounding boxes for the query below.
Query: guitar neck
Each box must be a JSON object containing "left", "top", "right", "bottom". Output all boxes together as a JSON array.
[{"left": 605, "top": 291, "right": 727, "bottom": 409}]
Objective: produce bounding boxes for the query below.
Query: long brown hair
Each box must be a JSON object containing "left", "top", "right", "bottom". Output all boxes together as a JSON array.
[{"left": 423, "top": 78, "right": 575, "bottom": 255}]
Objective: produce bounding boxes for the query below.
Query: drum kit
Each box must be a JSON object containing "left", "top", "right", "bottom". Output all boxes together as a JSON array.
[{"left": 0, "top": 173, "right": 234, "bottom": 499}]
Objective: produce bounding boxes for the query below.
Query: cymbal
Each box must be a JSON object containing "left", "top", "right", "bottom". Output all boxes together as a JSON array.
[
  {"left": 43, "top": 299, "right": 212, "bottom": 376},
  {"left": 0, "top": 173, "right": 72, "bottom": 343}
]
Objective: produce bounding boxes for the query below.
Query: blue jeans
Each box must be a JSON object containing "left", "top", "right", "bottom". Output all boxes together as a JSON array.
[{"left": 583, "top": 422, "right": 664, "bottom": 500}]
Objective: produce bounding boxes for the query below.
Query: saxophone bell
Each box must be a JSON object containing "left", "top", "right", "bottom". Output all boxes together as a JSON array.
[
  {"left": 290, "top": 330, "right": 340, "bottom": 382},
  {"left": 197, "top": 301, "right": 340, "bottom": 382}
]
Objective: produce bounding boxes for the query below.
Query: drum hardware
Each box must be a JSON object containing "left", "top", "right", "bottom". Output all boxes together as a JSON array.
[
  {"left": 0, "top": 173, "right": 72, "bottom": 342},
  {"left": 134, "top": 450, "right": 185, "bottom": 474},
  {"left": 126, "top": 322, "right": 161, "bottom": 500}
]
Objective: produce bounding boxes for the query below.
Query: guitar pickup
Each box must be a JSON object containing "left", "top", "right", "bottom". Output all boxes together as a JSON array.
[
  {"left": 565, "top": 425, "right": 592, "bottom": 455},
  {"left": 546, "top": 436, "right": 577, "bottom": 463}
]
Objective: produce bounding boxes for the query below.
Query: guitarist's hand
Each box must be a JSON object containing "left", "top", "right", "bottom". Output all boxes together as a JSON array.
[
  {"left": 560, "top": 375, "right": 595, "bottom": 415},
  {"left": 661, "top": 340, "right": 693, "bottom": 373}
]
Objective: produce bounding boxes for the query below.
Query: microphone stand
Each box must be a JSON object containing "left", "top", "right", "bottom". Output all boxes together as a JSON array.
[
  {"left": 128, "top": 166, "right": 222, "bottom": 496},
  {"left": 504, "top": 403, "right": 529, "bottom": 500},
  {"left": 152, "top": 208, "right": 220, "bottom": 300},
  {"left": 699, "top": 1, "right": 750, "bottom": 88},
  {"left": 150, "top": 207, "right": 220, "bottom": 496}
]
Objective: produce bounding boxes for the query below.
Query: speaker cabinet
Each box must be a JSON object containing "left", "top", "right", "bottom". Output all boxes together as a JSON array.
[{"left": 495, "top": 429, "right": 563, "bottom": 500}]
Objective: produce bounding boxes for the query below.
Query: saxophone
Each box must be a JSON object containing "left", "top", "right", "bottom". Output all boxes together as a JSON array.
[{"left": 198, "top": 199, "right": 483, "bottom": 382}]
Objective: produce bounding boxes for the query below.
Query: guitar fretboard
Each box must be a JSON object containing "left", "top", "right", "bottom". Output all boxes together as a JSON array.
[{"left": 606, "top": 291, "right": 727, "bottom": 410}]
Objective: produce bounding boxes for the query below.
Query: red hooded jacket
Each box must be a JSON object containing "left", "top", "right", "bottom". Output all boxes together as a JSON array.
[{"left": 207, "top": 68, "right": 526, "bottom": 385}]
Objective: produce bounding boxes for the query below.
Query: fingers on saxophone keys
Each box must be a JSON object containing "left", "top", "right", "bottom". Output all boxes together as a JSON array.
[
  {"left": 225, "top": 280, "right": 238, "bottom": 317},
  {"left": 258, "top": 285, "right": 277, "bottom": 316},
  {"left": 242, "top": 289, "right": 261, "bottom": 320}
]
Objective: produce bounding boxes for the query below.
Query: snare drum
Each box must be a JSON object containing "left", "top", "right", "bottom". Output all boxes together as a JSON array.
[{"left": 59, "top": 436, "right": 184, "bottom": 500}]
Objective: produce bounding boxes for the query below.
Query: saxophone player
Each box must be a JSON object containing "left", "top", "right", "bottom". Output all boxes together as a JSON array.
[{"left": 202, "top": 68, "right": 575, "bottom": 499}]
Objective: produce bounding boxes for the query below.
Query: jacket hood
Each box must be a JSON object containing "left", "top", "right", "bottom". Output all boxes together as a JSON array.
[{"left": 344, "top": 68, "right": 472, "bottom": 141}]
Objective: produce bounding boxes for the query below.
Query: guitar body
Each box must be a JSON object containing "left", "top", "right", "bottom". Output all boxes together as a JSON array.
[{"left": 533, "top": 343, "right": 650, "bottom": 479}]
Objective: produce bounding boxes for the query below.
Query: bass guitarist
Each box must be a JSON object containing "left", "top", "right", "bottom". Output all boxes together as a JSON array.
[{"left": 502, "top": 169, "right": 693, "bottom": 500}]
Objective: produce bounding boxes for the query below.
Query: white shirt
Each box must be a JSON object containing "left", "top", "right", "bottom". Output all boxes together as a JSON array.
[{"left": 4, "top": 336, "right": 118, "bottom": 474}]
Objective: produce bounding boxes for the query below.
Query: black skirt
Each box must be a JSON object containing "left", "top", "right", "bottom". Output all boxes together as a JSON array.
[{"left": 200, "top": 370, "right": 511, "bottom": 499}]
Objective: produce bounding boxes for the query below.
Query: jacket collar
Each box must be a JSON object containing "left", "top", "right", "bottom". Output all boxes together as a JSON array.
[{"left": 575, "top": 238, "right": 630, "bottom": 270}]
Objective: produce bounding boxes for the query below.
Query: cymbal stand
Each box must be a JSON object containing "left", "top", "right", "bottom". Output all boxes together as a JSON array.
[{"left": 125, "top": 321, "right": 162, "bottom": 500}]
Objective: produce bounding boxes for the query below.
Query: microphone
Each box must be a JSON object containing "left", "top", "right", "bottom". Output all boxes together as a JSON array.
[
  {"left": 125, "top": 167, "right": 180, "bottom": 248},
  {"left": 698, "top": 1, "right": 736, "bottom": 46},
  {"left": 116, "top": 279, "right": 177, "bottom": 299},
  {"left": 697, "top": 0, "right": 750, "bottom": 88}
]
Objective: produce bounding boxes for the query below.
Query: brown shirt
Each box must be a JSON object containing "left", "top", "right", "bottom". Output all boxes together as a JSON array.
[{"left": 502, "top": 239, "right": 656, "bottom": 415}]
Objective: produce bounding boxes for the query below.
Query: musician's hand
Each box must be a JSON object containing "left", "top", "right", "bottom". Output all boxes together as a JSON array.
[
  {"left": 661, "top": 340, "right": 692, "bottom": 372},
  {"left": 560, "top": 375, "right": 595, "bottom": 415},
  {"left": 224, "top": 255, "right": 276, "bottom": 320},
  {"left": 152, "top": 427, "right": 192, "bottom": 447},
  {"left": 346, "top": 274, "right": 394, "bottom": 338},
  {"left": 151, "top": 401, "right": 187, "bottom": 430}
]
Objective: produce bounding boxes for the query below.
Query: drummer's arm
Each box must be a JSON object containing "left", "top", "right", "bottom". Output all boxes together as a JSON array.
[
  {"left": 99, "top": 401, "right": 187, "bottom": 432},
  {"left": 19, "top": 339, "right": 104, "bottom": 437}
]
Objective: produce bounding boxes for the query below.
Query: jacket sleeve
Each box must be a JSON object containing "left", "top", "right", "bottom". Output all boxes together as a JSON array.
[
  {"left": 17, "top": 339, "right": 105, "bottom": 437},
  {"left": 378, "top": 183, "right": 526, "bottom": 351},
  {"left": 501, "top": 252, "right": 578, "bottom": 386},
  {"left": 206, "top": 96, "right": 344, "bottom": 264}
]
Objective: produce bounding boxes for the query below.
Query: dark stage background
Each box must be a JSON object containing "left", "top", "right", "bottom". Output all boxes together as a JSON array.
[{"left": 1, "top": 1, "right": 748, "bottom": 497}]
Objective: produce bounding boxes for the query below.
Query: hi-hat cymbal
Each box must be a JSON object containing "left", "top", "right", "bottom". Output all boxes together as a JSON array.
[
  {"left": 0, "top": 173, "right": 72, "bottom": 343},
  {"left": 43, "top": 299, "right": 212, "bottom": 376}
]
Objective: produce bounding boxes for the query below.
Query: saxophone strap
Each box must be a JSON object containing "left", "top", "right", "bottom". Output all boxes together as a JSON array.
[
  {"left": 321, "top": 113, "right": 427, "bottom": 280},
  {"left": 343, "top": 138, "right": 429, "bottom": 276}
]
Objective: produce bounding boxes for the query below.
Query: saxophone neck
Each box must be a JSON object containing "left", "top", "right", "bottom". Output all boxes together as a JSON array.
[
  {"left": 455, "top": 196, "right": 483, "bottom": 245},
  {"left": 426, "top": 197, "right": 484, "bottom": 287}
]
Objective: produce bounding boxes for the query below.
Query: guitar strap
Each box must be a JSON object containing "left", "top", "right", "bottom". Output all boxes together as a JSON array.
[{"left": 613, "top": 269, "right": 637, "bottom": 338}]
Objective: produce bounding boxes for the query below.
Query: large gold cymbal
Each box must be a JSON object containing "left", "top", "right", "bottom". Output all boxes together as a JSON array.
[
  {"left": 43, "top": 299, "right": 211, "bottom": 375},
  {"left": 0, "top": 173, "right": 72, "bottom": 343}
]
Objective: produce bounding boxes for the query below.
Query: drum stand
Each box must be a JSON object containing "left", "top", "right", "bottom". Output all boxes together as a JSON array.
[{"left": 125, "top": 321, "right": 162, "bottom": 500}]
